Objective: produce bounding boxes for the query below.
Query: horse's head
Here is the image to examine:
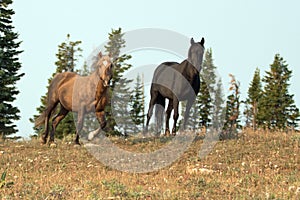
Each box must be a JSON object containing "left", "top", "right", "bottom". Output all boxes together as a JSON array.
[
  {"left": 96, "top": 52, "right": 113, "bottom": 87},
  {"left": 188, "top": 37, "right": 205, "bottom": 71}
]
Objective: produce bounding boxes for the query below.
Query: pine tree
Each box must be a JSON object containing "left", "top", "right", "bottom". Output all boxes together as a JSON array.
[
  {"left": 202, "top": 48, "right": 217, "bottom": 88},
  {"left": 183, "top": 101, "right": 200, "bottom": 131},
  {"left": 243, "top": 100, "right": 252, "bottom": 128},
  {"left": 112, "top": 79, "right": 133, "bottom": 135},
  {"left": 130, "top": 74, "right": 145, "bottom": 134},
  {"left": 104, "top": 28, "right": 133, "bottom": 135},
  {"left": 245, "top": 68, "right": 262, "bottom": 130},
  {"left": 286, "top": 104, "right": 299, "bottom": 130},
  {"left": 211, "top": 78, "right": 225, "bottom": 131},
  {"left": 259, "top": 54, "right": 299, "bottom": 130},
  {"left": 0, "top": 0, "right": 25, "bottom": 137},
  {"left": 198, "top": 48, "right": 217, "bottom": 131},
  {"left": 222, "top": 74, "right": 241, "bottom": 139},
  {"left": 30, "top": 34, "right": 82, "bottom": 138},
  {"left": 198, "top": 77, "right": 212, "bottom": 129},
  {"left": 54, "top": 34, "right": 82, "bottom": 73}
]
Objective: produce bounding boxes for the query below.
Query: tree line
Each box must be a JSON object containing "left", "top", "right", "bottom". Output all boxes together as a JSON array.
[
  {"left": 182, "top": 50, "right": 300, "bottom": 139},
  {"left": 1, "top": 0, "right": 299, "bottom": 139},
  {"left": 0, "top": 0, "right": 24, "bottom": 138}
]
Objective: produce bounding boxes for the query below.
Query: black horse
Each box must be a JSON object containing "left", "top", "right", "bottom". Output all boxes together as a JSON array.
[{"left": 145, "top": 37, "right": 205, "bottom": 136}]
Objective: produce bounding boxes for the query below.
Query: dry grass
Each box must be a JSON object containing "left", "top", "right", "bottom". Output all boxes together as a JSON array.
[{"left": 0, "top": 130, "right": 299, "bottom": 199}]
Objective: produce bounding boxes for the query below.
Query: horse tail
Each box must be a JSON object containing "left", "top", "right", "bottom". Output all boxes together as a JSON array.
[
  {"left": 34, "top": 112, "right": 46, "bottom": 127},
  {"left": 154, "top": 94, "right": 165, "bottom": 133},
  {"left": 35, "top": 100, "right": 60, "bottom": 128}
]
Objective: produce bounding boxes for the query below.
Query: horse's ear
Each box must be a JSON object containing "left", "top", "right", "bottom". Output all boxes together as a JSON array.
[
  {"left": 98, "top": 51, "right": 103, "bottom": 58},
  {"left": 200, "top": 37, "right": 205, "bottom": 46},
  {"left": 190, "top": 37, "right": 195, "bottom": 45}
]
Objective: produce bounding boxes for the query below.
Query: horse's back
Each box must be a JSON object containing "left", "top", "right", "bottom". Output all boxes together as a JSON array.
[
  {"left": 151, "top": 60, "right": 200, "bottom": 100},
  {"left": 152, "top": 61, "right": 179, "bottom": 82},
  {"left": 47, "top": 72, "right": 77, "bottom": 107},
  {"left": 51, "top": 72, "right": 77, "bottom": 86}
]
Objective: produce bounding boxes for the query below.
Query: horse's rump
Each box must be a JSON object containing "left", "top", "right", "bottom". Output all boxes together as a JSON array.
[{"left": 151, "top": 60, "right": 198, "bottom": 101}]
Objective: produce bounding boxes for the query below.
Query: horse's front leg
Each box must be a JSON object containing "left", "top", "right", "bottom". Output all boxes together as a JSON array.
[
  {"left": 87, "top": 111, "right": 106, "bottom": 141},
  {"left": 171, "top": 98, "right": 179, "bottom": 135},
  {"left": 95, "top": 93, "right": 108, "bottom": 130},
  {"left": 75, "top": 108, "right": 85, "bottom": 145},
  {"left": 96, "top": 110, "right": 106, "bottom": 130}
]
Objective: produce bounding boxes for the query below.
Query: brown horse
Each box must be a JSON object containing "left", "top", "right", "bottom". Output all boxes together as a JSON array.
[{"left": 35, "top": 52, "right": 113, "bottom": 145}]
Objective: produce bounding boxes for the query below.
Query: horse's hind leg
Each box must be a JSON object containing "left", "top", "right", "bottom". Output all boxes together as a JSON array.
[
  {"left": 41, "top": 102, "right": 58, "bottom": 144},
  {"left": 171, "top": 97, "right": 179, "bottom": 135},
  {"left": 165, "top": 101, "right": 173, "bottom": 136},
  {"left": 155, "top": 94, "right": 165, "bottom": 136},
  {"left": 41, "top": 112, "right": 51, "bottom": 144},
  {"left": 145, "top": 90, "right": 158, "bottom": 133},
  {"left": 49, "top": 105, "right": 69, "bottom": 144}
]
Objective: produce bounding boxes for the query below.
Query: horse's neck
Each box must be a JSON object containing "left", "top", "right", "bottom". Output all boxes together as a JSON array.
[
  {"left": 186, "top": 59, "right": 201, "bottom": 72},
  {"left": 90, "top": 70, "right": 106, "bottom": 94},
  {"left": 89, "top": 70, "right": 101, "bottom": 85},
  {"left": 179, "top": 59, "right": 201, "bottom": 76}
]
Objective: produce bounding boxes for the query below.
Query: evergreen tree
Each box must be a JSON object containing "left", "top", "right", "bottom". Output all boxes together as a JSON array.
[
  {"left": 286, "top": 104, "right": 299, "bottom": 130},
  {"left": 245, "top": 68, "right": 262, "bottom": 130},
  {"left": 130, "top": 74, "right": 145, "bottom": 134},
  {"left": 259, "top": 54, "right": 299, "bottom": 130},
  {"left": 198, "top": 77, "right": 212, "bottom": 129},
  {"left": 0, "top": 0, "right": 25, "bottom": 137},
  {"left": 113, "top": 79, "right": 133, "bottom": 135},
  {"left": 202, "top": 48, "right": 217, "bottom": 88},
  {"left": 183, "top": 101, "right": 199, "bottom": 131},
  {"left": 211, "top": 78, "right": 225, "bottom": 131},
  {"left": 198, "top": 48, "right": 217, "bottom": 131},
  {"left": 242, "top": 100, "right": 252, "bottom": 129},
  {"left": 222, "top": 74, "right": 241, "bottom": 139},
  {"left": 104, "top": 28, "right": 133, "bottom": 135},
  {"left": 54, "top": 34, "right": 82, "bottom": 73},
  {"left": 30, "top": 34, "right": 82, "bottom": 138}
]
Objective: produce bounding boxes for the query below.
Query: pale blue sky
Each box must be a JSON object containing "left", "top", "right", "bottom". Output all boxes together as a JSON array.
[{"left": 11, "top": 0, "right": 300, "bottom": 137}]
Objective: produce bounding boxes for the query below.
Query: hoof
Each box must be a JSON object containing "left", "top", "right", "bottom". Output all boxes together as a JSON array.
[
  {"left": 49, "top": 143, "right": 57, "bottom": 148},
  {"left": 165, "top": 129, "right": 170, "bottom": 137},
  {"left": 40, "top": 137, "right": 47, "bottom": 144},
  {"left": 171, "top": 128, "right": 176, "bottom": 136},
  {"left": 100, "top": 121, "right": 107, "bottom": 130},
  {"left": 88, "top": 128, "right": 100, "bottom": 141}
]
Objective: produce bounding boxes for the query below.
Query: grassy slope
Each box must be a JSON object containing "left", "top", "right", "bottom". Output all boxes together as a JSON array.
[{"left": 0, "top": 131, "right": 299, "bottom": 199}]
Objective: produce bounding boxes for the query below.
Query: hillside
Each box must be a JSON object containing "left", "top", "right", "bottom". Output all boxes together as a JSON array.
[{"left": 0, "top": 131, "right": 299, "bottom": 199}]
